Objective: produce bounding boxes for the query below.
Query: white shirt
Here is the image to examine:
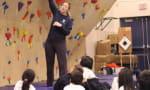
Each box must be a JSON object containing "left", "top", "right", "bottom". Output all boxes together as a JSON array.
[
  {"left": 111, "top": 77, "right": 124, "bottom": 90},
  {"left": 14, "top": 80, "right": 35, "bottom": 90},
  {"left": 83, "top": 67, "right": 97, "bottom": 79},
  {"left": 64, "top": 83, "right": 85, "bottom": 90}
]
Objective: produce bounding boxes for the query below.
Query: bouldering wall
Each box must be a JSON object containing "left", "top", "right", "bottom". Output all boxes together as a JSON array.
[
  {"left": 66, "top": 0, "right": 116, "bottom": 72},
  {"left": 0, "top": 0, "right": 115, "bottom": 86}
]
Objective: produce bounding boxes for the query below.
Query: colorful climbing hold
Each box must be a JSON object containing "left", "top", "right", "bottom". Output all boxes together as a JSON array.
[
  {"left": 70, "top": 51, "right": 74, "bottom": 55},
  {"left": 83, "top": 1, "right": 88, "bottom": 8},
  {"left": 81, "top": 13, "right": 85, "bottom": 20},
  {"left": 30, "top": 13, "right": 35, "bottom": 22},
  {"left": 39, "top": 25, "right": 43, "bottom": 35},
  {"left": 46, "top": 11, "right": 52, "bottom": 19},
  {"left": 7, "top": 77, "right": 11, "bottom": 84},
  {"left": 18, "top": 1, "right": 24, "bottom": 12},
  {"left": 21, "top": 30, "right": 28, "bottom": 42},
  {"left": 66, "top": 50, "right": 70, "bottom": 56},
  {"left": 17, "top": 50, "right": 21, "bottom": 61},
  {"left": 37, "top": 10, "right": 42, "bottom": 18},
  {"left": 3, "top": 76, "right": 5, "bottom": 80},
  {"left": 77, "top": 42, "right": 81, "bottom": 46},
  {"left": 96, "top": 3, "right": 100, "bottom": 10},
  {"left": 16, "top": 28, "right": 20, "bottom": 38},
  {"left": 8, "top": 60, "right": 11, "bottom": 64},
  {"left": 27, "top": 1, "right": 32, "bottom": 9},
  {"left": 27, "top": 60, "right": 30, "bottom": 67},
  {"left": 22, "top": 11, "right": 29, "bottom": 20},
  {"left": 43, "top": 42, "right": 45, "bottom": 48},
  {"left": 5, "top": 29, "right": 12, "bottom": 46},
  {"left": 35, "top": 57, "right": 39, "bottom": 64},
  {"left": 91, "top": 0, "right": 98, "bottom": 4},
  {"left": 56, "top": 0, "right": 65, "bottom": 5},
  {"left": 13, "top": 27, "right": 16, "bottom": 36},
  {"left": 28, "top": 34, "right": 33, "bottom": 48},
  {"left": 12, "top": 41, "right": 16, "bottom": 49}
]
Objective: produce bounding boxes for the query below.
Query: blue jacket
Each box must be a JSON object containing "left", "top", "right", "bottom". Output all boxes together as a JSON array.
[{"left": 48, "top": 0, "right": 73, "bottom": 41}]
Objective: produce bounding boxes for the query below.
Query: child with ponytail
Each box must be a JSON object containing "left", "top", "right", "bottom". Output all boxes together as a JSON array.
[{"left": 14, "top": 69, "right": 35, "bottom": 90}]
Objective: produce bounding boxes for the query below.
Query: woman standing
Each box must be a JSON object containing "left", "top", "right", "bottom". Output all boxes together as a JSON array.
[{"left": 45, "top": 0, "right": 73, "bottom": 87}]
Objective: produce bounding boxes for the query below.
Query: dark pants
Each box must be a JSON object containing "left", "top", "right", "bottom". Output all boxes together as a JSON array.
[{"left": 45, "top": 40, "right": 67, "bottom": 86}]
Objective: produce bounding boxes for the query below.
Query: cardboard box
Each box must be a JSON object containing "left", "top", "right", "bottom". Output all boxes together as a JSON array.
[
  {"left": 95, "top": 55, "right": 113, "bottom": 72},
  {"left": 96, "top": 40, "right": 111, "bottom": 55},
  {"left": 119, "top": 55, "right": 138, "bottom": 64},
  {"left": 94, "top": 55, "right": 138, "bottom": 73},
  {"left": 108, "top": 34, "right": 118, "bottom": 44},
  {"left": 95, "top": 55, "right": 111, "bottom": 63},
  {"left": 118, "top": 27, "right": 132, "bottom": 53},
  {"left": 108, "top": 55, "right": 138, "bottom": 64}
]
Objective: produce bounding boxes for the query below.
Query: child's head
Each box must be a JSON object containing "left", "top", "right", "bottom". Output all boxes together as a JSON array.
[
  {"left": 71, "top": 65, "right": 83, "bottom": 85},
  {"left": 22, "top": 69, "right": 35, "bottom": 90},
  {"left": 118, "top": 67, "right": 134, "bottom": 90},
  {"left": 138, "top": 70, "right": 150, "bottom": 90},
  {"left": 80, "top": 56, "right": 93, "bottom": 69}
]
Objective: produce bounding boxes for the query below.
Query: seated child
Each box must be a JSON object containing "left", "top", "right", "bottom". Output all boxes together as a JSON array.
[
  {"left": 138, "top": 70, "right": 150, "bottom": 90},
  {"left": 111, "top": 67, "right": 134, "bottom": 90},
  {"left": 80, "top": 56, "right": 96, "bottom": 79},
  {"left": 63, "top": 65, "right": 85, "bottom": 90},
  {"left": 80, "top": 56, "right": 110, "bottom": 90},
  {"left": 14, "top": 69, "right": 35, "bottom": 90},
  {"left": 54, "top": 56, "right": 110, "bottom": 90}
]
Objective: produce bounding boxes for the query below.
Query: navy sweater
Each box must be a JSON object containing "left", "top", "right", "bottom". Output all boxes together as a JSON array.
[{"left": 48, "top": 0, "right": 73, "bottom": 41}]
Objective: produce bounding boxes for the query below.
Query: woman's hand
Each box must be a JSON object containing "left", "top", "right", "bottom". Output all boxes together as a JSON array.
[{"left": 53, "top": 21, "right": 62, "bottom": 27}]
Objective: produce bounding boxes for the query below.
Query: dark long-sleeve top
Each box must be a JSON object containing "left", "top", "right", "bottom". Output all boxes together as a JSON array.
[
  {"left": 48, "top": 0, "right": 73, "bottom": 42},
  {"left": 54, "top": 73, "right": 110, "bottom": 90},
  {"left": 54, "top": 73, "right": 71, "bottom": 90},
  {"left": 82, "top": 78, "right": 110, "bottom": 90}
]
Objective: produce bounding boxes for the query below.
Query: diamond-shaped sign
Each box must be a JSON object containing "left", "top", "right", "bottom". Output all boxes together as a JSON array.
[{"left": 119, "top": 36, "right": 131, "bottom": 51}]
